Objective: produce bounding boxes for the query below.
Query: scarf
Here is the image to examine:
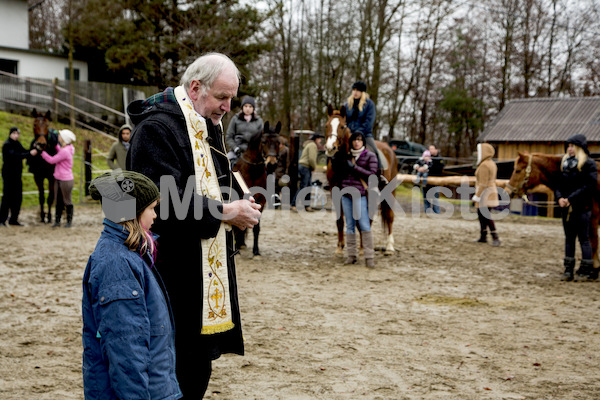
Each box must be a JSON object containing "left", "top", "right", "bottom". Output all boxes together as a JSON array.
[
  {"left": 351, "top": 146, "right": 365, "bottom": 160},
  {"left": 174, "top": 86, "right": 234, "bottom": 335}
]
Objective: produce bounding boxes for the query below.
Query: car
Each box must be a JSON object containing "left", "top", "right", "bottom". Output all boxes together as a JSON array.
[{"left": 388, "top": 139, "right": 428, "bottom": 174}]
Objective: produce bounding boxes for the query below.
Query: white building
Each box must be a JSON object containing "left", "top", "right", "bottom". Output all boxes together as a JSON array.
[{"left": 0, "top": 0, "right": 88, "bottom": 81}]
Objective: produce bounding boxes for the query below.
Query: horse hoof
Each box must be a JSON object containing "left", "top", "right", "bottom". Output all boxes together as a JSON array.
[
  {"left": 239, "top": 244, "right": 247, "bottom": 250},
  {"left": 252, "top": 253, "right": 262, "bottom": 259}
]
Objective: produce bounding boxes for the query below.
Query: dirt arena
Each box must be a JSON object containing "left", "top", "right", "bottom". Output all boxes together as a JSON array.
[{"left": 1, "top": 198, "right": 600, "bottom": 399}]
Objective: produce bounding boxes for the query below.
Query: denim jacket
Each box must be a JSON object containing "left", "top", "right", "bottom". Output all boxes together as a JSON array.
[{"left": 82, "top": 219, "right": 181, "bottom": 400}]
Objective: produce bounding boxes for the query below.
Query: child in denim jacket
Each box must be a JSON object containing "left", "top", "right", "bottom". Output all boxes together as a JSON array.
[{"left": 82, "top": 171, "right": 181, "bottom": 400}]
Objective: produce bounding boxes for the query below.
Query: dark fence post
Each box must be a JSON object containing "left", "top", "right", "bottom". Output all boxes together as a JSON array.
[
  {"left": 289, "top": 131, "right": 299, "bottom": 204},
  {"left": 84, "top": 139, "right": 92, "bottom": 196}
]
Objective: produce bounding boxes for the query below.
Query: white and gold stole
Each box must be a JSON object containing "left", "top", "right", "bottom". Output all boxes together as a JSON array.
[{"left": 174, "top": 85, "right": 234, "bottom": 335}]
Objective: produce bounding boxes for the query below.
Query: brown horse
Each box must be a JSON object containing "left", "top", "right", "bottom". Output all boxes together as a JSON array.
[
  {"left": 505, "top": 152, "right": 600, "bottom": 267},
  {"left": 324, "top": 104, "right": 398, "bottom": 255},
  {"left": 232, "top": 121, "right": 281, "bottom": 256},
  {"left": 28, "top": 109, "right": 59, "bottom": 223}
]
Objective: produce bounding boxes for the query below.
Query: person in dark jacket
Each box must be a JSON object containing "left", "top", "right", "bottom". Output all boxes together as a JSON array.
[
  {"left": 341, "top": 132, "right": 378, "bottom": 268},
  {"left": 127, "top": 53, "right": 261, "bottom": 399},
  {"left": 225, "top": 96, "right": 264, "bottom": 168},
  {"left": 344, "top": 81, "right": 385, "bottom": 181},
  {"left": 555, "top": 134, "right": 598, "bottom": 281},
  {"left": 83, "top": 171, "right": 181, "bottom": 400},
  {"left": 106, "top": 124, "right": 131, "bottom": 170},
  {"left": 0, "top": 127, "right": 37, "bottom": 226},
  {"left": 422, "top": 144, "right": 445, "bottom": 214}
]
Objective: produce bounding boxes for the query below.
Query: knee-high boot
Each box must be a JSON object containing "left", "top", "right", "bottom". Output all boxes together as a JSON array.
[
  {"left": 65, "top": 205, "right": 73, "bottom": 228},
  {"left": 363, "top": 230, "right": 375, "bottom": 268},
  {"left": 344, "top": 233, "right": 357, "bottom": 265},
  {"left": 53, "top": 204, "right": 64, "bottom": 227}
]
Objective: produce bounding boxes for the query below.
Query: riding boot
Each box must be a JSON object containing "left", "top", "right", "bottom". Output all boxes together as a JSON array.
[
  {"left": 490, "top": 231, "right": 501, "bottom": 247},
  {"left": 344, "top": 233, "right": 358, "bottom": 265},
  {"left": 64, "top": 205, "right": 73, "bottom": 228},
  {"left": 363, "top": 230, "right": 375, "bottom": 268},
  {"left": 475, "top": 230, "right": 487, "bottom": 243},
  {"left": 561, "top": 257, "right": 575, "bottom": 281},
  {"left": 575, "top": 259, "right": 595, "bottom": 282},
  {"left": 53, "top": 205, "right": 63, "bottom": 227}
]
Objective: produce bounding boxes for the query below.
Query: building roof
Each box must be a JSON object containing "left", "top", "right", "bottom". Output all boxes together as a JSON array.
[{"left": 483, "top": 97, "right": 600, "bottom": 143}]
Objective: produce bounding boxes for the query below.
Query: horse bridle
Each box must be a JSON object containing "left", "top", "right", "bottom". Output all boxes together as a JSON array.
[
  {"left": 505, "top": 153, "right": 533, "bottom": 196},
  {"left": 325, "top": 117, "right": 348, "bottom": 157}
]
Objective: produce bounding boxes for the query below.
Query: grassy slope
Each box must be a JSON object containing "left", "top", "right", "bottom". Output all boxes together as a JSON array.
[{"left": 0, "top": 111, "right": 117, "bottom": 208}]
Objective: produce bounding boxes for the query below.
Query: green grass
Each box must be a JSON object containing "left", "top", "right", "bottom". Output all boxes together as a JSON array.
[{"left": 0, "top": 111, "right": 117, "bottom": 208}]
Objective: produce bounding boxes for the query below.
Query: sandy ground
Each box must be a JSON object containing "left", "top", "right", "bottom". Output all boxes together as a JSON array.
[{"left": 1, "top": 198, "right": 600, "bottom": 400}]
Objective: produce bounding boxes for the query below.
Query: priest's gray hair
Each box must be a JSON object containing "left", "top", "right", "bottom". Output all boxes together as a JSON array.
[{"left": 180, "top": 53, "right": 240, "bottom": 94}]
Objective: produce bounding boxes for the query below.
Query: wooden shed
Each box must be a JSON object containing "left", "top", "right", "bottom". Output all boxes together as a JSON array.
[{"left": 482, "top": 97, "right": 600, "bottom": 161}]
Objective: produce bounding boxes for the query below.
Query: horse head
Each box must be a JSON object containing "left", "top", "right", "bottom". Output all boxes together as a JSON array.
[
  {"left": 32, "top": 109, "right": 52, "bottom": 149},
  {"left": 262, "top": 121, "right": 281, "bottom": 170},
  {"left": 505, "top": 152, "right": 561, "bottom": 197},
  {"left": 325, "top": 104, "right": 350, "bottom": 157}
]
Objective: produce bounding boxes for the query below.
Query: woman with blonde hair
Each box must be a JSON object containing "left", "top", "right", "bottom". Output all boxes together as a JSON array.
[
  {"left": 555, "top": 134, "right": 598, "bottom": 281},
  {"left": 344, "top": 81, "right": 384, "bottom": 176}
]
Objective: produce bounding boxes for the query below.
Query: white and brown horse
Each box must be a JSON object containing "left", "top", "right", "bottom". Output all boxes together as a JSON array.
[{"left": 324, "top": 104, "right": 398, "bottom": 256}]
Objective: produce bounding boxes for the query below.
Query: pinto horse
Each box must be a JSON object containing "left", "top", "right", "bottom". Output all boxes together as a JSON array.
[
  {"left": 324, "top": 104, "right": 398, "bottom": 256},
  {"left": 232, "top": 121, "right": 281, "bottom": 256},
  {"left": 505, "top": 152, "right": 600, "bottom": 267},
  {"left": 28, "top": 109, "right": 59, "bottom": 223}
]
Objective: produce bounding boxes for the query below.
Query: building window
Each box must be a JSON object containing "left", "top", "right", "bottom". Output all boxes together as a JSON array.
[
  {"left": 0, "top": 59, "right": 18, "bottom": 75},
  {"left": 64, "top": 68, "right": 80, "bottom": 81}
]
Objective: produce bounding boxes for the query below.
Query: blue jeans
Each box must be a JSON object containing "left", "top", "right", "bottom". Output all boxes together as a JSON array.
[
  {"left": 423, "top": 186, "right": 440, "bottom": 214},
  {"left": 292, "top": 164, "right": 312, "bottom": 207},
  {"left": 342, "top": 195, "right": 371, "bottom": 233}
]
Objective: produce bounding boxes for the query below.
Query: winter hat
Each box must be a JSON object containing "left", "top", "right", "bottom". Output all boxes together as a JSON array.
[
  {"left": 566, "top": 133, "right": 589, "bottom": 155},
  {"left": 352, "top": 81, "right": 367, "bottom": 92},
  {"left": 423, "top": 150, "right": 431, "bottom": 158},
  {"left": 89, "top": 171, "right": 160, "bottom": 223},
  {"left": 350, "top": 131, "right": 365, "bottom": 143},
  {"left": 59, "top": 129, "right": 76, "bottom": 145},
  {"left": 9, "top": 127, "right": 20, "bottom": 136},
  {"left": 241, "top": 96, "right": 256, "bottom": 109},
  {"left": 310, "top": 132, "right": 324, "bottom": 141}
]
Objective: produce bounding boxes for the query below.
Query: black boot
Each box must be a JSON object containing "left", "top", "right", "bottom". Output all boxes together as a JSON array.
[
  {"left": 64, "top": 205, "right": 73, "bottom": 228},
  {"left": 475, "top": 230, "right": 487, "bottom": 243},
  {"left": 53, "top": 205, "right": 63, "bottom": 227},
  {"left": 575, "top": 259, "right": 595, "bottom": 282},
  {"left": 561, "top": 257, "right": 575, "bottom": 281},
  {"left": 490, "top": 231, "right": 501, "bottom": 247}
]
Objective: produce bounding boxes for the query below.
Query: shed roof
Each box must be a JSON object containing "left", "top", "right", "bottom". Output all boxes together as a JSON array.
[{"left": 483, "top": 97, "right": 600, "bottom": 143}]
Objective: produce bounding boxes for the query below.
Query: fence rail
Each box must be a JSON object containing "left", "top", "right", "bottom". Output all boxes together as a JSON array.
[{"left": 0, "top": 70, "right": 157, "bottom": 134}]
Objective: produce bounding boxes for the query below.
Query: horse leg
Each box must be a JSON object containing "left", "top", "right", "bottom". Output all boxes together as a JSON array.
[
  {"left": 382, "top": 203, "right": 396, "bottom": 255},
  {"left": 252, "top": 221, "right": 261, "bottom": 257},
  {"left": 47, "top": 175, "right": 56, "bottom": 224},
  {"left": 336, "top": 214, "right": 345, "bottom": 256},
  {"left": 34, "top": 174, "right": 46, "bottom": 222}
]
